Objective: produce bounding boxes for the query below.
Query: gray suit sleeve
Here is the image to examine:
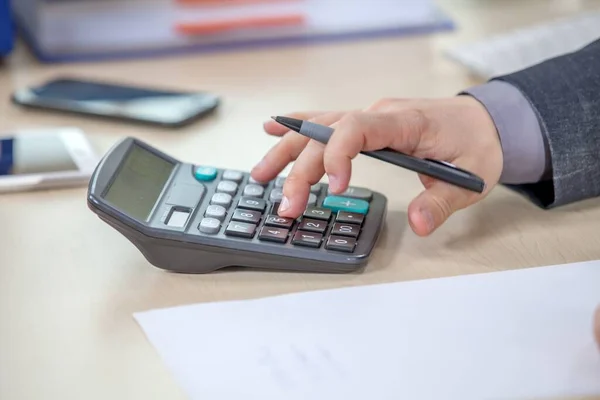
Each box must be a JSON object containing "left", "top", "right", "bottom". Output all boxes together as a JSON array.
[
  {"left": 462, "top": 80, "right": 550, "bottom": 184},
  {"left": 481, "top": 38, "right": 600, "bottom": 208}
]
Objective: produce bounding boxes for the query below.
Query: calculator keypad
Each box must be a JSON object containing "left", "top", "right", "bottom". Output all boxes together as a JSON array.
[{"left": 169, "top": 168, "right": 375, "bottom": 254}]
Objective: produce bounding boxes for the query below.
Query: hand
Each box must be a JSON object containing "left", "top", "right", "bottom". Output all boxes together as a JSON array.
[{"left": 251, "top": 96, "right": 503, "bottom": 236}]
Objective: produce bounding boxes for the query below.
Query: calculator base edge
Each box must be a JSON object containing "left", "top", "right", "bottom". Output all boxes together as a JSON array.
[{"left": 96, "top": 211, "right": 374, "bottom": 274}]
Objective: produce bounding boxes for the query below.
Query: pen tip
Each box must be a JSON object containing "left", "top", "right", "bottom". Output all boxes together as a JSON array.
[{"left": 270, "top": 116, "right": 277, "bottom": 121}]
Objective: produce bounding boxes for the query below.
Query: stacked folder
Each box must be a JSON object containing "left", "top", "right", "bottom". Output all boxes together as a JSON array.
[
  {"left": 12, "top": 0, "right": 454, "bottom": 63},
  {"left": 0, "top": 0, "right": 13, "bottom": 57}
]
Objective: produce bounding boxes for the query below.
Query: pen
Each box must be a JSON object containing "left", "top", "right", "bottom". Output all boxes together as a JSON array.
[{"left": 271, "top": 116, "right": 486, "bottom": 193}]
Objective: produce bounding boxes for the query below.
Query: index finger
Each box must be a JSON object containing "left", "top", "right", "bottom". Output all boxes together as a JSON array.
[{"left": 323, "top": 110, "right": 427, "bottom": 193}]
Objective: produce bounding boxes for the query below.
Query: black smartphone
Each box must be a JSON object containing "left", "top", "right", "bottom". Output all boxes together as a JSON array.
[{"left": 11, "top": 77, "right": 220, "bottom": 128}]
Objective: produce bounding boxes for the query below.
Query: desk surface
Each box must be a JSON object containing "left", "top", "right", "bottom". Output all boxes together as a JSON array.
[{"left": 2, "top": 1, "right": 600, "bottom": 399}]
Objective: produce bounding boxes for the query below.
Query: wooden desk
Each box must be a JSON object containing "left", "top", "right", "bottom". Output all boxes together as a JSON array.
[{"left": 1, "top": 1, "right": 599, "bottom": 398}]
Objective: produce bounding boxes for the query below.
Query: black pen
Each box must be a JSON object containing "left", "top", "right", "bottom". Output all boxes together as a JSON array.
[{"left": 271, "top": 116, "right": 486, "bottom": 193}]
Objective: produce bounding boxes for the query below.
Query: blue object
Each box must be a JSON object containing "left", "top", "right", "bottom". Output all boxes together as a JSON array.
[
  {"left": 0, "top": 0, "right": 13, "bottom": 57},
  {"left": 194, "top": 166, "right": 217, "bottom": 182},
  {"left": 0, "top": 138, "right": 14, "bottom": 175},
  {"left": 322, "top": 196, "right": 370, "bottom": 215}
]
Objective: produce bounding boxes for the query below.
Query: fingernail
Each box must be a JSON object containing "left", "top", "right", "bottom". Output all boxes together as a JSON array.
[
  {"left": 328, "top": 174, "right": 340, "bottom": 192},
  {"left": 279, "top": 196, "right": 290, "bottom": 213},
  {"left": 421, "top": 208, "right": 435, "bottom": 233}
]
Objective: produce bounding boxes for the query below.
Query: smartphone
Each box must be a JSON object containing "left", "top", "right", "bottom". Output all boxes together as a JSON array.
[
  {"left": 0, "top": 127, "right": 99, "bottom": 193},
  {"left": 11, "top": 77, "right": 220, "bottom": 128}
]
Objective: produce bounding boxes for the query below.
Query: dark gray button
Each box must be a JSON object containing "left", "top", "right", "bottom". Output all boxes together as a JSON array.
[
  {"left": 269, "top": 188, "right": 283, "bottom": 203},
  {"left": 238, "top": 197, "right": 266, "bottom": 211},
  {"left": 264, "top": 215, "right": 294, "bottom": 229},
  {"left": 225, "top": 221, "right": 256, "bottom": 238},
  {"left": 298, "top": 218, "right": 328, "bottom": 233},
  {"left": 307, "top": 193, "right": 317, "bottom": 206},
  {"left": 217, "top": 180, "right": 238, "bottom": 195},
  {"left": 205, "top": 205, "right": 227, "bottom": 221},
  {"left": 336, "top": 211, "right": 364, "bottom": 225},
  {"left": 258, "top": 226, "right": 289, "bottom": 243},
  {"left": 328, "top": 186, "right": 372, "bottom": 201},
  {"left": 291, "top": 231, "right": 322, "bottom": 248},
  {"left": 270, "top": 201, "right": 281, "bottom": 214},
  {"left": 232, "top": 208, "right": 262, "bottom": 224},
  {"left": 303, "top": 206, "right": 331, "bottom": 221},
  {"left": 243, "top": 184, "right": 264, "bottom": 197},
  {"left": 199, "top": 218, "right": 221, "bottom": 234},
  {"left": 222, "top": 170, "right": 243, "bottom": 182},
  {"left": 165, "top": 183, "right": 205, "bottom": 208},
  {"left": 310, "top": 184, "right": 321, "bottom": 194},
  {"left": 325, "top": 235, "right": 356, "bottom": 252},
  {"left": 331, "top": 222, "right": 360, "bottom": 238}
]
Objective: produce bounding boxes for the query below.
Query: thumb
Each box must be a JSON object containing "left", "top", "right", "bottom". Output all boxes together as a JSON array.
[{"left": 408, "top": 180, "right": 471, "bottom": 236}]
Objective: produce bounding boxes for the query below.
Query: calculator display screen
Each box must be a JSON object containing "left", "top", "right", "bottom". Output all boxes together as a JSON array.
[{"left": 103, "top": 144, "right": 175, "bottom": 221}]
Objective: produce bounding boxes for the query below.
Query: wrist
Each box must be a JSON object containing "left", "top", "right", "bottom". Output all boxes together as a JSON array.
[{"left": 459, "top": 80, "right": 548, "bottom": 184}]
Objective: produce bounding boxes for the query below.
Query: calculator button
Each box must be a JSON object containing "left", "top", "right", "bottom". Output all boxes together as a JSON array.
[
  {"left": 199, "top": 218, "right": 221, "bottom": 234},
  {"left": 291, "top": 231, "right": 322, "bottom": 248},
  {"left": 310, "top": 183, "right": 322, "bottom": 194},
  {"left": 225, "top": 221, "right": 256, "bottom": 238},
  {"left": 210, "top": 193, "right": 232, "bottom": 207},
  {"left": 205, "top": 205, "right": 227, "bottom": 221},
  {"left": 270, "top": 201, "right": 281, "bottom": 214},
  {"left": 307, "top": 193, "right": 317, "bottom": 206},
  {"left": 222, "top": 170, "right": 243, "bottom": 182},
  {"left": 331, "top": 222, "right": 360, "bottom": 238},
  {"left": 194, "top": 166, "right": 218, "bottom": 182},
  {"left": 264, "top": 215, "right": 294, "bottom": 229},
  {"left": 238, "top": 197, "right": 266, "bottom": 211},
  {"left": 258, "top": 226, "right": 289, "bottom": 243},
  {"left": 217, "top": 181, "right": 238, "bottom": 195},
  {"left": 275, "top": 176, "right": 286, "bottom": 187},
  {"left": 336, "top": 211, "right": 364, "bottom": 225},
  {"left": 328, "top": 186, "right": 372, "bottom": 201},
  {"left": 325, "top": 235, "right": 357, "bottom": 252},
  {"left": 322, "top": 195, "right": 369, "bottom": 214},
  {"left": 269, "top": 188, "right": 283, "bottom": 203},
  {"left": 298, "top": 218, "right": 328, "bottom": 233},
  {"left": 303, "top": 206, "right": 331, "bottom": 221},
  {"left": 248, "top": 177, "right": 267, "bottom": 186},
  {"left": 232, "top": 208, "right": 262, "bottom": 224},
  {"left": 243, "top": 184, "right": 264, "bottom": 198}
]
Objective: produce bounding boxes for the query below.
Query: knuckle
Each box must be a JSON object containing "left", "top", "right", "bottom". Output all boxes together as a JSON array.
[
  {"left": 369, "top": 97, "right": 399, "bottom": 111},
  {"left": 431, "top": 194, "right": 454, "bottom": 220}
]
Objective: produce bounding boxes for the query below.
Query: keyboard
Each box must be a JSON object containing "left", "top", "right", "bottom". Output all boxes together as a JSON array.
[{"left": 444, "top": 10, "right": 600, "bottom": 79}]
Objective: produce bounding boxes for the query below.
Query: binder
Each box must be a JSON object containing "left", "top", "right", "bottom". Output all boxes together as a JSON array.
[
  {"left": 12, "top": 0, "right": 454, "bottom": 63},
  {"left": 0, "top": 0, "right": 13, "bottom": 57}
]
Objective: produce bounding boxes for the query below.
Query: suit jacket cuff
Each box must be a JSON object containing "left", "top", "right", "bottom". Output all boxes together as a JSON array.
[{"left": 460, "top": 80, "right": 549, "bottom": 184}]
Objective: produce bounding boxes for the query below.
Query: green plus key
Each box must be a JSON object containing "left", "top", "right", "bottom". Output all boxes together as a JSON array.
[{"left": 322, "top": 195, "right": 369, "bottom": 214}]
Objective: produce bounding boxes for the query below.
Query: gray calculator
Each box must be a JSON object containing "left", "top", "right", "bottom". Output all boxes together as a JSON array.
[{"left": 87, "top": 137, "right": 388, "bottom": 273}]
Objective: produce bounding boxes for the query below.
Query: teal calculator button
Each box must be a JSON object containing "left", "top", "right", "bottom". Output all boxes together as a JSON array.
[
  {"left": 322, "top": 195, "right": 369, "bottom": 214},
  {"left": 194, "top": 166, "right": 218, "bottom": 181}
]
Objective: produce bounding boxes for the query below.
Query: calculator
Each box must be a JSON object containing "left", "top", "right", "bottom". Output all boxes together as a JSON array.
[{"left": 87, "top": 137, "right": 388, "bottom": 273}]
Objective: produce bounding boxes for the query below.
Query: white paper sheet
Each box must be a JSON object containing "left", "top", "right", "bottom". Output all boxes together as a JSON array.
[{"left": 134, "top": 261, "right": 600, "bottom": 400}]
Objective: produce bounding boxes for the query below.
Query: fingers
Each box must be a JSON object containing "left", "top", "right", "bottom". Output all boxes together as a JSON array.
[
  {"left": 251, "top": 132, "right": 310, "bottom": 183},
  {"left": 252, "top": 111, "right": 346, "bottom": 184},
  {"left": 278, "top": 140, "right": 326, "bottom": 217},
  {"left": 323, "top": 110, "right": 427, "bottom": 193},
  {"left": 407, "top": 179, "right": 474, "bottom": 236},
  {"left": 263, "top": 111, "right": 344, "bottom": 137}
]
